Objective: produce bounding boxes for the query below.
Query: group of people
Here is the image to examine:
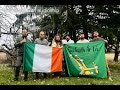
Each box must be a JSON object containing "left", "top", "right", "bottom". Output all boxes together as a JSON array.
[{"left": 12, "top": 29, "right": 112, "bottom": 81}]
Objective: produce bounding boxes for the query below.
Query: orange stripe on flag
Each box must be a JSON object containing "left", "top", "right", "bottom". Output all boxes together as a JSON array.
[{"left": 51, "top": 47, "right": 62, "bottom": 72}]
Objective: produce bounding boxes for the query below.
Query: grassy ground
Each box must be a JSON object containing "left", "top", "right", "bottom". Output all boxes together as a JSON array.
[{"left": 0, "top": 53, "right": 120, "bottom": 85}]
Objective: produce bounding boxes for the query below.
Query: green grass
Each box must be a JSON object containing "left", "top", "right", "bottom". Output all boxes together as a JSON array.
[{"left": 0, "top": 63, "right": 120, "bottom": 85}]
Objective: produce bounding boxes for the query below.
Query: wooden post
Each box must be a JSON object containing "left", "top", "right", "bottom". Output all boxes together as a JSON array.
[{"left": 106, "top": 59, "right": 113, "bottom": 81}]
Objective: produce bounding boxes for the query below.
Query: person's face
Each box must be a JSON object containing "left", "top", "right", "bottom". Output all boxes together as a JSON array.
[
  {"left": 79, "top": 34, "right": 85, "bottom": 39},
  {"left": 22, "top": 29, "right": 28, "bottom": 36},
  {"left": 66, "top": 36, "right": 70, "bottom": 41},
  {"left": 55, "top": 35, "right": 60, "bottom": 41},
  {"left": 39, "top": 31, "right": 45, "bottom": 39},
  {"left": 93, "top": 32, "right": 99, "bottom": 37}
]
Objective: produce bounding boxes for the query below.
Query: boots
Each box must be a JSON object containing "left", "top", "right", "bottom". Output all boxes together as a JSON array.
[
  {"left": 35, "top": 72, "right": 39, "bottom": 79},
  {"left": 43, "top": 73, "right": 47, "bottom": 78},
  {"left": 13, "top": 67, "right": 28, "bottom": 81},
  {"left": 13, "top": 66, "right": 20, "bottom": 81},
  {"left": 23, "top": 71, "right": 28, "bottom": 81}
]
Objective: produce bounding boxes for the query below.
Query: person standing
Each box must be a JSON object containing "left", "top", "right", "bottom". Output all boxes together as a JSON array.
[
  {"left": 62, "top": 35, "right": 74, "bottom": 44},
  {"left": 76, "top": 32, "right": 89, "bottom": 43},
  {"left": 34, "top": 31, "right": 48, "bottom": 79},
  {"left": 51, "top": 34, "right": 63, "bottom": 77},
  {"left": 52, "top": 34, "right": 63, "bottom": 48},
  {"left": 91, "top": 33, "right": 108, "bottom": 53},
  {"left": 13, "top": 29, "right": 31, "bottom": 81},
  {"left": 90, "top": 31, "right": 108, "bottom": 42},
  {"left": 90, "top": 31, "right": 112, "bottom": 81},
  {"left": 62, "top": 35, "right": 74, "bottom": 77}
]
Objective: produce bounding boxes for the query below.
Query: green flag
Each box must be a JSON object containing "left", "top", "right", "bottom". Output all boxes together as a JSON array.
[{"left": 63, "top": 41, "right": 107, "bottom": 78}]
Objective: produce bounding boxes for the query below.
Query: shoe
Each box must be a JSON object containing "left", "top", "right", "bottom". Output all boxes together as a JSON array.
[
  {"left": 43, "top": 76, "right": 48, "bottom": 79},
  {"left": 24, "top": 77, "right": 28, "bottom": 81},
  {"left": 24, "top": 78, "right": 28, "bottom": 81},
  {"left": 43, "top": 75, "right": 47, "bottom": 78},
  {"left": 35, "top": 76, "right": 39, "bottom": 79}
]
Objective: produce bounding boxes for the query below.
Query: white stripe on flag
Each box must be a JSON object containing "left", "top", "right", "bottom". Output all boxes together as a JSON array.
[{"left": 33, "top": 44, "right": 52, "bottom": 72}]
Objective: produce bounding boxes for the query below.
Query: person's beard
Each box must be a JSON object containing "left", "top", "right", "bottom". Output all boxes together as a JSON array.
[
  {"left": 93, "top": 36, "right": 99, "bottom": 40},
  {"left": 80, "top": 37, "right": 84, "bottom": 40},
  {"left": 22, "top": 36, "right": 27, "bottom": 39},
  {"left": 22, "top": 34, "right": 28, "bottom": 38},
  {"left": 66, "top": 38, "right": 70, "bottom": 42},
  {"left": 55, "top": 40, "right": 60, "bottom": 42},
  {"left": 40, "top": 37, "right": 44, "bottom": 40},
  {"left": 93, "top": 36, "right": 98, "bottom": 39},
  {"left": 94, "top": 36, "right": 98, "bottom": 38}
]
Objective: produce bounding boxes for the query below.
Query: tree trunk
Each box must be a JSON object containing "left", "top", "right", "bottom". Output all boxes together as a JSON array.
[
  {"left": 114, "top": 44, "right": 119, "bottom": 62},
  {"left": 81, "top": 5, "right": 88, "bottom": 39},
  {"left": 69, "top": 30, "right": 72, "bottom": 39},
  {"left": 71, "top": 5, "right": 76, "bottom": 42},
  {"left": 114, "top": 49, "right": 119, "bottom": 62},
  {"left": 54, "top": 29, "right": 58, "bottom": 36},
  {"left": 72, "top": 30, "right": 76, "bottom": 43},
  {"left": 32, "top": 32, "right": 35, "bottom": 42}
]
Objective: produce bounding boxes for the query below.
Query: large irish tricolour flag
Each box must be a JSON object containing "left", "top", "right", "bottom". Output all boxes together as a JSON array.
[{"left": 23, "top": 42, "right": 62, "bottom": 72}]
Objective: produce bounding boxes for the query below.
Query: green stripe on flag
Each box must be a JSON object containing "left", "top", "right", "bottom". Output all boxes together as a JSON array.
[{"left": 23, "top": 42, "right": 35, "bottom": 71}]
